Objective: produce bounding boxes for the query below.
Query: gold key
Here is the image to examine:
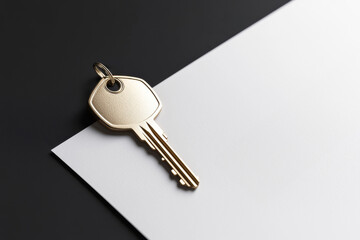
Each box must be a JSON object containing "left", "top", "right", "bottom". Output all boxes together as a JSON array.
[{"left": 89, "top": 63, "right": 199, "bottom": 189}]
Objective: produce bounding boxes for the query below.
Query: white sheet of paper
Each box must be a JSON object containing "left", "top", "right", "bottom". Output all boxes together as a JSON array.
[{"left": 52, "top": 0, "right": 360, "bottom": 239}]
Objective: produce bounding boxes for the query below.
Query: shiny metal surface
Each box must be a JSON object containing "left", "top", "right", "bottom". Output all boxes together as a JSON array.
[{"left": 89, "top": 63, "right": 199, "bottom": 189}]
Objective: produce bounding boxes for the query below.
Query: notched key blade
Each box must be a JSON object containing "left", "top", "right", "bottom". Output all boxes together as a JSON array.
[{"left": 139, "top": 120, "right": 200, "bottom": 189}]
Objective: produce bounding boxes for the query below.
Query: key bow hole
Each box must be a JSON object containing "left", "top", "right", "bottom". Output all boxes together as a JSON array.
[{"left": 106, "top": 79, "right": 122, "bottom": 93}]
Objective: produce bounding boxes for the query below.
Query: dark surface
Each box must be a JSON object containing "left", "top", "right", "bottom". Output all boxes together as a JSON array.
[{"left": 0, "top": 0, "right": 290, "bottom": 239}]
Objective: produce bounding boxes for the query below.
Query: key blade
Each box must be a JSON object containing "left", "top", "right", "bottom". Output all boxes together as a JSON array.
[{"left": 137, "top": 120, "right": 199, "bottom": 189}]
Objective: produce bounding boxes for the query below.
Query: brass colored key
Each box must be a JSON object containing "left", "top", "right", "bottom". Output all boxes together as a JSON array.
[{"left": 89, "top": 63, "right": 199, "bottom": 189}]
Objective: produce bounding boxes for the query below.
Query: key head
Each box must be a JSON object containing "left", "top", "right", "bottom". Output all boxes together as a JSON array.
[{"left": 89, "top": 75, "right": 162, "bottom": 130}]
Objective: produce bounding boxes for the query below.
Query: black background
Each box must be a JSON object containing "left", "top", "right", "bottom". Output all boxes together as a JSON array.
[{"left": 1, "top": 0, "right": 290, "bottom": 239}]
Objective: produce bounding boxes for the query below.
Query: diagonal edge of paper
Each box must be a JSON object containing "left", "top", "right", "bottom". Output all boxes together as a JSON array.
[{"left": 53, "top": 0, "right": 360, "bottom": 239}]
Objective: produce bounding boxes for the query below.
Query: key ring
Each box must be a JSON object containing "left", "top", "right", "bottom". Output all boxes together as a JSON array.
[{"left": 93, "top": 62, "right": 116, "bottom": 85}]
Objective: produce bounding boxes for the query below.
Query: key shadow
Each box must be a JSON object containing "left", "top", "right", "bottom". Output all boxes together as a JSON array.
[{"left": 92, "top": 122, "right": 197, "bottom": 191}]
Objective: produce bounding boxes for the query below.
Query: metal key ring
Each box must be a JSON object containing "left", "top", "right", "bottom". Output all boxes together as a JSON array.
[{"left": 93, "top": 62, "right": 116, "bottom": 85}]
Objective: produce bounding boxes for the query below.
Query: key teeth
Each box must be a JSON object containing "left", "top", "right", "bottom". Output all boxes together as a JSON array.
[
  {"left": 141, "top": 121, "right": 199, "bottom": 190},
  {"left": 179, "top": 179, "right": 186, "bottom": 186}
]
